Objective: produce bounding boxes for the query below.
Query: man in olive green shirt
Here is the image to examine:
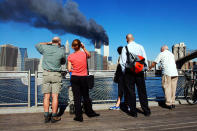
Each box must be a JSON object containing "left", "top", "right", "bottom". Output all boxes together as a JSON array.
[{"left": 35, "top": 37, "right": 65, "bottom": 123}]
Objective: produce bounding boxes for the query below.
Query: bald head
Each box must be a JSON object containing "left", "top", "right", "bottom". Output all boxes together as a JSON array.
[
  {"left": 52, "top": 37, "right": 61, "bottom": 46},
  {"left": 52, "top": 37, "right": 61, "bottom": 42},
  {"left": 161, "top": 45, "right": 169, "bottom": 52},
  {"left": 126, "top": 34, "right": 134, "bottom": 43}
]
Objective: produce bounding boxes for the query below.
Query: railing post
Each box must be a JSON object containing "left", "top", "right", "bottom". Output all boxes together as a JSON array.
[
  {"left": 35, "top": 71, "right": 38, "bottom": 107},
  {"left": 28, "top": 70, "right": 31, "bottom": 107}
]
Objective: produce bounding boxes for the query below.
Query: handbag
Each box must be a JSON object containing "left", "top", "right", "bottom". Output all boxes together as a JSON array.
[
  {"left": 87, "top": 75, "right": 94, "bottom": 89},
  {"left": 86, "top": 54, "right": 94, "bottom": 89}
]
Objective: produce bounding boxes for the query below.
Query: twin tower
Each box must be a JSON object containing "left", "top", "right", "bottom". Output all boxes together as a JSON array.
[
  {"left": 65, "top": 40, "right": 111, "bottom": 70},
  {"left": 65, "top": 40, "right": 110, "bottom": 58}
]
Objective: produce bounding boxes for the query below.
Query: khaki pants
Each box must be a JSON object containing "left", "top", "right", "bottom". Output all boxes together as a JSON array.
[{"left": 162, "top": 75, "right": 178, "bottom": 106}]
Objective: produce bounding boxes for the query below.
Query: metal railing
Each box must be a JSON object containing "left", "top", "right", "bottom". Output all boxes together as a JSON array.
[
  {"left": 0, "top": 70, "right": 31, "bottom": 107},
  {"left": 0, "top": 70, "right": 187, "bottom": 107},
  {"left": 34, "top": 70, "right": 117, "bottom": 107}
]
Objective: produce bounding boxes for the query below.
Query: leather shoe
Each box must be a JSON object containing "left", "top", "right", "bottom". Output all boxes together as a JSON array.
[
  {"left": 51, "top": 116, "right": 61, "bottom": 123},
  {"left": 128, "top": 111, "right": 137, "bottom": 117},
  {"left": 44, "top": 113, "right": 52, "bottom": 123},
  {"left": 144, "top": 112, "right": 151, "bottom": 117},
  {"left": 74, "top": 116, "right": 83, "bottom": 122},
  {"left": 165, "top": 105, "right": 172, "bottom": 110},
  {"left": 172, "top": 105, "right": 175, "bottom": 109},
  {"left": 86, "top": 112, "right": 100, "bottom": 117}
]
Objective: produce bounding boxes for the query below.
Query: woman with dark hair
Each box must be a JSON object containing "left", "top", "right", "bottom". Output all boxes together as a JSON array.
[
  {"left": 67, "top": 39, "right": 99, "bottom": 122},
  {"left": 110, "top": 46, "right": 128, "bottom": 110}
]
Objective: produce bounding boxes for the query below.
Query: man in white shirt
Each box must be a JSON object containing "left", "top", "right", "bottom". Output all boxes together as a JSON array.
[
  {"left": 120, "top": 34, "right": 151, "bottom": 117},
  {"left": 149, "top": 45, "right": 178, "bottom": 109}
]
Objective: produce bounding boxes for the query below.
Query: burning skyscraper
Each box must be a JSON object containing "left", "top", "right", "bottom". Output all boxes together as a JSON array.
[
  {"left": 94, "top": 41, "right": 101, "bottom": 55},
  {"left": 104, "top": 44, "right": 109, "bottom": 58}
]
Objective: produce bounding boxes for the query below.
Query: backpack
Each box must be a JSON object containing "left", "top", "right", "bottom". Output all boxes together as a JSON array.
[{"left": 125, "top": 46, "right": 145, "bottom": 73}]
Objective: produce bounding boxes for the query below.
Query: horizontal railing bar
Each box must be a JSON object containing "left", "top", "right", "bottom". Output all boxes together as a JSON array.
[
  {"left": 0, "top": 71, "right": 29, "bottom": 73},
  {"left": 0, "top": 77, "right": 27, "bottom": 79},
  {"left": 0, "top": 103, "right": 28, "bottom": 106}
]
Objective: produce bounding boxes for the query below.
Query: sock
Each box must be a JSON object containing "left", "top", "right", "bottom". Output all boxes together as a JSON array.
[
  {"left": 44, "top": 112, "right": 49, "bottom": 117},
  {"left": 52, "top": 113, "right": 57, "bottom": 117}
]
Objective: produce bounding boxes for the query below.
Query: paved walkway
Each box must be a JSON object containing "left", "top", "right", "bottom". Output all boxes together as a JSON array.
[{"left": 0, "top": 104, "right": 197, "bottom": 131}]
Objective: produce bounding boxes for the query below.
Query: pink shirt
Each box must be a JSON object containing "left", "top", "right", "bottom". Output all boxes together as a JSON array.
[{"left": 67, "top": 51, "right": 88, "bottom": 76}]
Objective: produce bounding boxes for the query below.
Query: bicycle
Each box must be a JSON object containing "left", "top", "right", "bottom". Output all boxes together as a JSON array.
[{"left": 183, "top": 70, "right": 197, "bottom": 105}]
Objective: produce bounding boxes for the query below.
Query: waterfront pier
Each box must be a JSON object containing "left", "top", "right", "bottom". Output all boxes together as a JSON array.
[
  {"left": 0, "top": 70, "right": 196, "bottom": 130},
  {"left": 0, "top": 104, "right": 197, "bottom": 131}
]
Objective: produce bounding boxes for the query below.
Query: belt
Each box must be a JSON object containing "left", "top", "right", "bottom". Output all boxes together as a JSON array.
[
  {"left": 44, "top": 69, "right": 66, "bottom": 73},
  {"left": 44, "top": 69, "right": 56, "bottom": 72}
]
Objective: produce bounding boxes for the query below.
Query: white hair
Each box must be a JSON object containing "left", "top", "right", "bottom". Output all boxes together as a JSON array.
[{"left": 161, "top": 45, "right": 169, "bottom": 52}]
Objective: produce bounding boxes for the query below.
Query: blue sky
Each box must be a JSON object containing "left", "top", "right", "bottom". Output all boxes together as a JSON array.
[{"left": 0, "top": 0, "right": 197, "bottom": 63}]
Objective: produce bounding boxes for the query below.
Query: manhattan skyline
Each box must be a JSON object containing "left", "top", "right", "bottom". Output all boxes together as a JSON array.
[{"left": 0, "top": 0, "right": 197, "bottom": 63}]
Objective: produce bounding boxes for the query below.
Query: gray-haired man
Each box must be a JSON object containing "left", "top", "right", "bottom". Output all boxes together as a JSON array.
[{"left": 149, "top": 45, "right": 178, "bottom": 109}]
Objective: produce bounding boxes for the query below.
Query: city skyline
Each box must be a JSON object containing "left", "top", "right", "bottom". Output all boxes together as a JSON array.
[{"left": 0, "top": 0, "right": 197, "bottom": 63}]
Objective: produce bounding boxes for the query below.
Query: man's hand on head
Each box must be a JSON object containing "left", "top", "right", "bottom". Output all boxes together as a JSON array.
[{"left": 47, "top": 42, "right": 52, "bottom": 45}]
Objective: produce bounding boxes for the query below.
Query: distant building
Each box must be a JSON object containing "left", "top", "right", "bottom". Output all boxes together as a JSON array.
[
  {"left": 108, "top": 56, "right": 112, "bottom": 64},
  {"left": 172, "top": 43, "right": 186, "bottom": 60},
  {"left": 94, "top": 41, "right": 101, "bottom": 55},
  {"left": 25, "top": 58, "right": 40, "bottom": 74},
  {"left": 172, "top": 43, "right": 188, "bottom": 69},
  {"left": 88, "top": 51, "right": 103, "bottom": 70},
  {"left": 108, "top": 63, "right": 117, "bottom": 70},
  {"left": 88, "top": 51, "right": 97, "bottom": 70},
  {"left": 103, "top": 56, "right": 108, "bottom": 70},
  {"left": 17, "top": 48, "right": 28, "bottom": 71},
  {"left": 65, "top": 40, "right": 70, "bottom": 57},
  {"left": 96, "top": 54, "right": 103, "bottom": 70},
  {"left": 104, "top": 44, "right": 109, "bottom": 58},
  {"left": 0, "top": 44, "right": 18, "bottom": 71}
]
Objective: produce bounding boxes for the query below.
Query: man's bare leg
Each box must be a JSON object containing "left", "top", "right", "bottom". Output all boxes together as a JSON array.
[
  {"left": 44, "top": 93, "right": 50, "bottom": 112},
  {"left": 51, "top": 93, "right": 61, "bottom": 123},
  {"left": 52, "top": 93, "right": 59, "bottom": 114},
  {"left": 43, "top": 93, "right": 51, "bottom": 123}
]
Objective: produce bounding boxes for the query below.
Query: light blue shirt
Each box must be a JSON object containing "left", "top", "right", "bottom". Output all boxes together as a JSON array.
[{"left": 119, "top": 41, "right": 148, "bottom": 73}]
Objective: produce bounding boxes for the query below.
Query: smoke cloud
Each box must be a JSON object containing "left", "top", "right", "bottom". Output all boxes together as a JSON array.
[{"left": 0, "top": 0, "right": 108, "bottom": 48}]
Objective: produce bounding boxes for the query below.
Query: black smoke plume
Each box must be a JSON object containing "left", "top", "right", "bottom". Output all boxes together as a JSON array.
[{"left": 0, "top": 0, "right": 108, "bottom": 48}]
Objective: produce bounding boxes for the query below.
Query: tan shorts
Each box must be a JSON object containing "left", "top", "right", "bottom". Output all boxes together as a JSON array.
[{"left": 42, "top": 70, "right": 62, "bottom": 94}]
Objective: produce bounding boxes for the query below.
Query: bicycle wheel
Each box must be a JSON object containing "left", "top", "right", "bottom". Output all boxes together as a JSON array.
[{"left": 185, "top": 83, "right": 197, "bottom": 105}]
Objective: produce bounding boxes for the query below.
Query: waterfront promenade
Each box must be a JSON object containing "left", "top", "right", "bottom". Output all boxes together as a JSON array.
[{"left": 0, "top": 104, "right": 197, "bottom": 131}]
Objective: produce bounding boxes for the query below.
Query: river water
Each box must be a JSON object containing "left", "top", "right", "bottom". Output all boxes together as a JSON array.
[{"left": 0, "top": 76, "right": 168, "bottom": 106}]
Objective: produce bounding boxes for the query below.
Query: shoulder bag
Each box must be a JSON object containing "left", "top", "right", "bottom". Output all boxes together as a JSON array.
[
  {"left": 86, "top": 54, "right": 94, "bottom": 89},
  {"left": 125, "top": 46, "right": 145, "bottom": 74}
]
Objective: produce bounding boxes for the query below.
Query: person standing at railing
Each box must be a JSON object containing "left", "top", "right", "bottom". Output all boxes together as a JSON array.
[
  {"left": 149, "top": 45, "right": 178, "bottom": 109},
  {"left": 67, "top": 39, "right": 99, "bottom": 122},
  {"left": 110, "top": 46, "right": 128, "bottom": 110},
  {"left": 35, "top": 37, "right": 66, "bottom": 123},
  {"left": 68, "top": 71, "right": 75, "bottom": 114},
  {"left": 119, "top": 34, "right": 151, "bottom": 117}
]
